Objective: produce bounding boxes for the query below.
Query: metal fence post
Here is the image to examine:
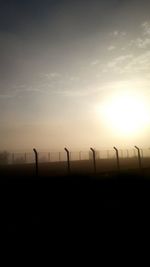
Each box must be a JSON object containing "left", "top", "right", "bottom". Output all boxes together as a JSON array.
[
  {"left": 90, "top": 147, "right": 96, "bottom": 174},
  {"left": 134, "top": 146, "right": 142, "bottom": 170},
  {"left": 113, "top": 147, "right": 120, "bottom": 171},
  {"left": 33, "top": 148, "right": 39, "bottom": 177},
  {"left": 64, "top": 147, "right": 71, "bottom": 174}
]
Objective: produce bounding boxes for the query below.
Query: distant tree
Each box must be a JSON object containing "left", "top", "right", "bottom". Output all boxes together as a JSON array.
[{"left": 0, "top": 151, "right": 9, "bottom": 165}]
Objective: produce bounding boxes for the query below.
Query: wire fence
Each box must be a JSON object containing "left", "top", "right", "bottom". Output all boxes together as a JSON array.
[
  {"left": 0, "top": 148, "right": 150, "bottom": 164},
  {"left": 0, "top": 146, "right": 149, "bottom": 181},
  {"left": 1, "top": 148, "right": 149, "bottom": 163}
]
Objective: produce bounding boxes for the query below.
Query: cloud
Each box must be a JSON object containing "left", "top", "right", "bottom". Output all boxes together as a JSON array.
[
  {"left": 105, "top": 54, "right": 133, "bottom": 69},
  {"left": 141, "top": 21, "right": 150, "bottom": 36},
  {"left": 41, "top": 72, "right": 62, "bottom": 79},
  {"left": 110, "top": 31, "right": 127, "bottom": 37},
  {"left": 69, "top": 76, "right": 80, "bottom": 81},
  {"left": 0, "top": 84, "right": 51, "bottom": 100},
  {"left": 129, "top": 37, "right": 150, "bottom": 49},
  {"left": 0, "top": 94, "right": 13, "bottom": 99},
  {"left": 123, "top": 22, "right": 150, "bottom": 50},
  {"left": 102, "top": 49, "right": 150, "bottom": 75},
  {"left": 53, "top": 89, "right": 89, "bottom": 97},
  {"left": 122, "top": 51, "right": 150, "bottom": 73},
  {"left": 113, "top": 31, "right": 119, "bottom": 36},
  {"left": 49, "top": 72, "right": 61, "bottom": 78},
  {"left": 13, "top": 85, "right": 46, "bottom": 94},
  {"left": 107, "top": 45, "right": 115, "bottom": 51},
  {"left": 91, "top": 60, "right": 99, "bottom": 66}
]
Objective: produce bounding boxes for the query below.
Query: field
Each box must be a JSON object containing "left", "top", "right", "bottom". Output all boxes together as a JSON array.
[
  {"left": 1, "top": 155, "right": 150, "bottom": 178},
  {"left": 2, "top": 157, "right": 150, "bottom": 233}
]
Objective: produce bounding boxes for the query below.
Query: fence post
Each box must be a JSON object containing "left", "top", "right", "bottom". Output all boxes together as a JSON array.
[
  {"left": 24, "top": 153, "right": 27, "bottom": 163},
  {"left": 113, "top": 147, "right": 120, "bottom": 171},
  {"left": 33, "top": 148, "right": 39, "bottom": 177},
  {"left": 90, "top": 147, "right": 96, "bottom": 174},
  {"left": 64, "top": 147, "right": 71, "bottom": 174},
  {"left": 134, "top": 146, "right": 142, "bottom": 170}
]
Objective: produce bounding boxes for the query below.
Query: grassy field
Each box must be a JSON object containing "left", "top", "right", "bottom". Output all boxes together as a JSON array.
[
  {"left": 1, "top": 156, "right": 150, "bottom": 178},
  {"left": 2, "top": 159, "right": 150, "bottom": 233}
]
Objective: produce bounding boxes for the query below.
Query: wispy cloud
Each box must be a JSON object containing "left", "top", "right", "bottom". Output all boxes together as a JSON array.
[
  {"left": 141, "top": 21, "right": 150, "bottom": 36},
  {"left": 103, "top": 54, "right": 133, "bottom": 71},
  {"left": 69, "top": 76, "right": 80, "bottom": 81},
  {"left": 0, "top": 84, "right": 51, "bottom": 100},
  {"left": 110, "top": 31, "right": 127, "bottom": 37},
  {"left": 122, "top": 50, "right": 150, "bottom": 73},
  {"left": 0, "top": 94, "right": 14, "bottom": 99},
  {"left": 42, "top": 72, "right": 62, "bottom": 79},
  {"left": 129, "top": 37, "right": 150, "bottom": 49},
  {"left": 107, "top": 45, "right": 116, "bottom": 51},
  {"left": 103, "top": 50, "right": 150, "bottom": 75},
  {"left": 52, "top": 89, "right": 89, "bottom": 97},
  {"left": 91, "top": 60, "right": 99, "bottom": 66},
  {"left": 102, "top": 22, "right": 150, "bottom": 75}
]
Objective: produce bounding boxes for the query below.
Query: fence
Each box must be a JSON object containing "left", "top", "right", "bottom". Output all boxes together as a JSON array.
[{"left": 0, "top": 147, "right": 150, "bottom": 176}]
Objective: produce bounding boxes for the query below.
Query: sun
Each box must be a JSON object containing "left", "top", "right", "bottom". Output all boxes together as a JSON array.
[{"left": 98, "top": 89, "right": 150, "bottom": 137}]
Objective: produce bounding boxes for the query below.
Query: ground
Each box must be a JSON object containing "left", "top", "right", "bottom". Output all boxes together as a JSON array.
[{"left": 2, "top": 165, "right": 149, "bottom": 233}]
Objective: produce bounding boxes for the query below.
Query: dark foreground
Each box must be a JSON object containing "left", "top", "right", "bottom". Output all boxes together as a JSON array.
[{"left": 3, "top": 168, "right": 150, "bottom": 233}]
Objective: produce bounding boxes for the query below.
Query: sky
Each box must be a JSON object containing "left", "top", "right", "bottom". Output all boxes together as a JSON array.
[{"left": 0, "top": 0, "right": 150, "bottom": 151}]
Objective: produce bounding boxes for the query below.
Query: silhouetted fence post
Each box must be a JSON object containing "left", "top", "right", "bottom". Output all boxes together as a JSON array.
[
  {"left": 113, "top": 147, "right": 120, "bottom": 171},
  {"left": 64, "top": 148, "right": 71, "bottom": 174},
  {"left": 90, "top": 147, "right": 96, "bottom": 174},
  {"left": 134, "top": 146, "right": 142, "bottom": 170},
  {"left": 33, "top": 148, "right": 39, "bottom": 177}
]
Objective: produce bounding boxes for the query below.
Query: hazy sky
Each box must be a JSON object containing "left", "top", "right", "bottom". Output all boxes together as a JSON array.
[{"left": 0, "top": 0, "right": 150, "bottom": 151}]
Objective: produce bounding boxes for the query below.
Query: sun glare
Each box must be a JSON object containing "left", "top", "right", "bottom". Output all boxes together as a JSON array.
[{"left": 97, "top": 90, "right": 150, "bottom": 137}]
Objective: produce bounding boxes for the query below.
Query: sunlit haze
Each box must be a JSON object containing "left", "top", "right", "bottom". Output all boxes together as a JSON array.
[
  {"left": 97, "top": 87, "right": 150, "bottom": 136},
  {"left": 0, "top": 0, "right": 150, "bottom": 151}
]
